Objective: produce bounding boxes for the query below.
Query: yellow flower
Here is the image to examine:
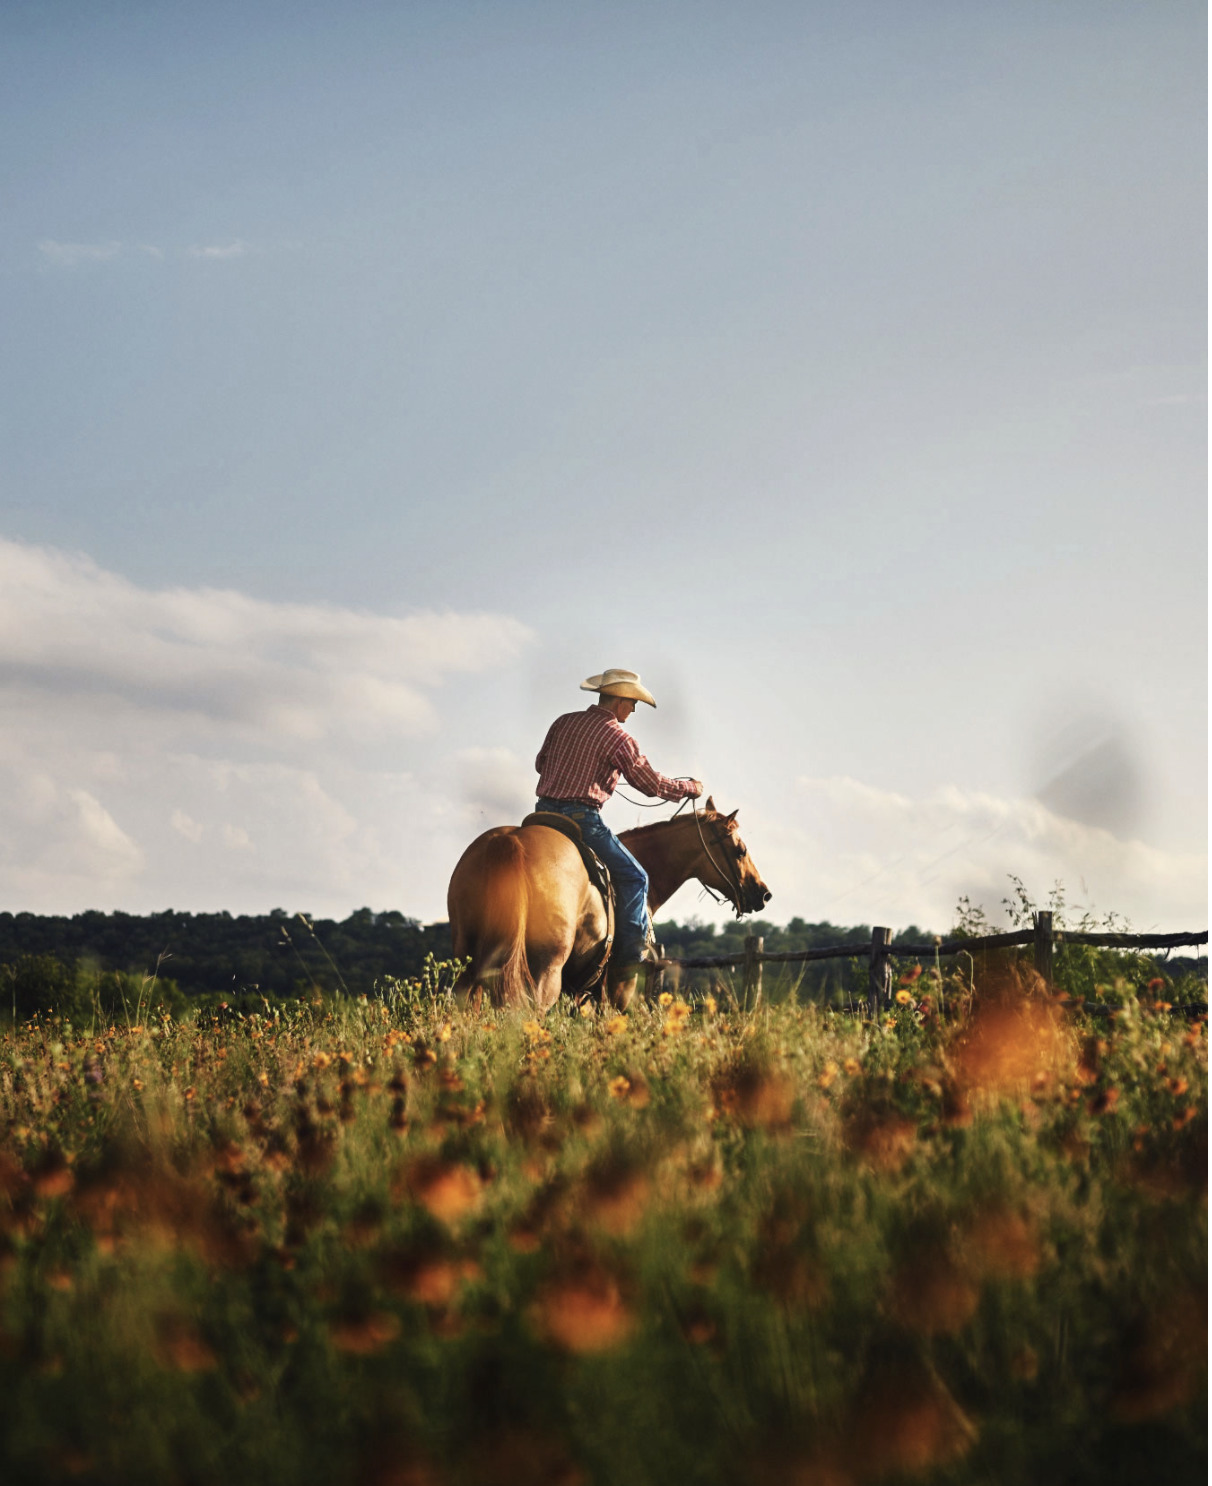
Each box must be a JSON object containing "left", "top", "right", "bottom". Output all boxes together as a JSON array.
[
  {"left": 703, "top": 995, "right": 718, "bottom": 1016},
  {"left": 605, "top": 1016, "right": 628, "bottom": 1036},
  {"left": 436, "top": 1021, "right": 453, "bottom": 1043},
  {"left": 658, "top": 992, "right": 674, "bottom": 1008},
  {"left": 608, "top": 1075, "right": 631, "bottom": 1100},
  {"left": 818, "top": 1060, "right": 839, "bottom": 1090},
  {"left": 895, "top": 989, "right": 914, "bottom": 1006},
  {"left": 843, "top": 1057, "right": 861, "bottom": 1077},
  {"left": 312, "top": 1051, "right": 332, "bottom": 1070}
]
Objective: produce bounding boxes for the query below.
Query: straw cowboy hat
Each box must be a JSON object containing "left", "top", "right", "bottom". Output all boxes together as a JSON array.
[{"left": 580, "top": 668, "right": 657, "bottom": 708}]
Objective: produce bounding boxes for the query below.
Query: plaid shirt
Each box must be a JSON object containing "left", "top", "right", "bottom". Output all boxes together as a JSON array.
[{"left": 535, "top": 705, "right": 698, "bottom": 808}]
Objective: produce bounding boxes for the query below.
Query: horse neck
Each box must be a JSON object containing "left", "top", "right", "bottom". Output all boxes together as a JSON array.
[{"left": 620, "top": 819, "right": 710, "bottom": 914}]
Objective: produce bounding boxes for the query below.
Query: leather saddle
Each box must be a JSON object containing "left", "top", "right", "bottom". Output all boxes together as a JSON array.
[{"left": 520, "top": 811, "right": 615, "bottom": 993}]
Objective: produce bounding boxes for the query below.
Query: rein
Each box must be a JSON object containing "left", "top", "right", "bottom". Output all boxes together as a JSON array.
[
  {"left": 689, "top": 798, "right": 745, "bottom": 915},
  {"left": 613, "top": 779, "right": 745, "bottom": 914}
]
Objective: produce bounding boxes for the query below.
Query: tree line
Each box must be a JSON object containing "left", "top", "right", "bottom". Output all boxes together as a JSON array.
[{"left": 0, "top": 907, "right": 1203, "bottom": 1021}]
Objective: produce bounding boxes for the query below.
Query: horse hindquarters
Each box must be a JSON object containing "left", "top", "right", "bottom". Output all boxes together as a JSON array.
[{"left": 449, "top": 831, "right": 536, "bottom": 1008}]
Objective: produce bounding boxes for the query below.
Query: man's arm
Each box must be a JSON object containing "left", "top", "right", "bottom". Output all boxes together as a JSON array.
[{"left": 612, "top": 732, "right": 700, "bottom": 802}]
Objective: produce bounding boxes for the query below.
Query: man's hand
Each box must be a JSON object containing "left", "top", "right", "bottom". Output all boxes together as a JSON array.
[{"left": 687, "top": 779, "right": 704, "bottom": 799}]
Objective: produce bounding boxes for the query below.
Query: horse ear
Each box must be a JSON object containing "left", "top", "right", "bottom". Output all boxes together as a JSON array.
[
  {"left": 725, "top": 809, "right": 738, "bottom": 824},
  {"left": 704, "top": 795, "right": 716, "bottom": 813}
]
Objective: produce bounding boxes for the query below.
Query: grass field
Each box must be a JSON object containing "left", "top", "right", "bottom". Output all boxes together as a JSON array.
[{"left": 0, "top": 954, "right": 1205, "bottom": 1486}]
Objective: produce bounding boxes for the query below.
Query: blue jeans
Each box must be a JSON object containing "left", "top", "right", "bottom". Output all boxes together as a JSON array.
[{"left": 535, "top": 798, "right": 650, "bottom": 963}]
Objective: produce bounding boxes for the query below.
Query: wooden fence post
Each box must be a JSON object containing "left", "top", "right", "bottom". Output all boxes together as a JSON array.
[
  {"left": 868, "top": 926, "right": 892, "bottom": 1018},
  {"left": 743, "top": 935, "right": 763, "bottom": 1010},
  {"left": 1033, "top": 912, "right": 1053, "bottom": 985}
]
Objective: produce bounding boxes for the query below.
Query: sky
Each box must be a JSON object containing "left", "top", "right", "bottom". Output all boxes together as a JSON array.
[{"left": 0, "top": 0, "right": 1206, "bottom": 934}]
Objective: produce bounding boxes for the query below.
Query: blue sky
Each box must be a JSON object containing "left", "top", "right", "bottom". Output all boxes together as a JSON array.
[{"left": 0, "top": 1, "right": 1205, "bottom": 930}]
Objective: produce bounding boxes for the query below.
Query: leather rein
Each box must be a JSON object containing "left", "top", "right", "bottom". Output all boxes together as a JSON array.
[{"left": 687, "top": 798, "right": 746, "bottom": 915}]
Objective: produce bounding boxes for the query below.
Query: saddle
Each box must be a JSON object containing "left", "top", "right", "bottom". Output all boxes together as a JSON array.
[{"left": 520, "top": 811, "right": 615, "bottom": 994}]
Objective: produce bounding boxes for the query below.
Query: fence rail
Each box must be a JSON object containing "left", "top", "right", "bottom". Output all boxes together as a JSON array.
[{"left": 652, "top": 913, "right": 1209, "bottom": 1016}]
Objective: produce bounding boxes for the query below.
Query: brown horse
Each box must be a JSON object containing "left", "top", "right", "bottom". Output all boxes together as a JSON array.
[{"left": 446, "top": 797, "right": 771, "bottom": 1013}]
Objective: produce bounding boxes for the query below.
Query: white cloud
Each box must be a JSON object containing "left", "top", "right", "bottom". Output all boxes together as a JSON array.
[
  {"left": 38, "top": 240, "right": 122, "bottom": 266},
  {"left": 738, "top": 774, "right": 1208, "bottom": 933},
  {"left": 0, "top": 538, "right": 531, "bottom": 747},
  {"left": 0, "top": 768, "right": 144, "bottom": 904},
  {"left": 170, "top": 809, "right": 204, "bottom": 843},
  {"left": 0, "top": 538, "right": 534, "bottom": 915},
  {"left": 188, "top": 240, "right": 248, "bottom": 259}
]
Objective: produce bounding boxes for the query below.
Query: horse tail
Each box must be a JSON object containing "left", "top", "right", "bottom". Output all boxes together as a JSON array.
[{"left": 474, "top": 833, "right": 534, "bottom": 1005}]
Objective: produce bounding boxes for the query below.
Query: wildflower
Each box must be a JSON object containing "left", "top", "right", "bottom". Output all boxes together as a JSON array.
[
  {"left": 328, "top": 1311, "right": 401, "bottom": 1356},
  {"left": 1089, "top": 1086, "right": 1120, "bottom": 1116},
  {"left": 962, "top": 1206, "right": 1040, "bottom": 1280},
  {"left": 847, "top": 1362, "right": 977, "bottom": 1475},
  {"left": 818, "top": 1061, "right": 839, "bottom": 1090},
  {"left": 312, "top": 1052, "right": 331, "bottom": 1071},
  {"left": 658, "top": 991, "right": 674, "bottom": 1008},
  {"left": 531, "top": 1266, "right": 635, "bottom": 1354},
  {"left": 436, "top": 1021, "right": 452, "bottom": 1043},
  {"left": 843, "top": 1057, "right": 861, "bottom": 1077},
  {"left": 662, "top": 1000, "right": 692, "bottom": 1037},
  {"left": 604, "top": 1016, "right": 628, "bottom": 1036},
  {"left": 584, "top": 1158, "right": 651, "bottom": 1236},
  {"left": 158, "top": 1320, "right": 218, "bottom": 1373},
  {"left": 405, "top": 1157, "right": 483, "bottom": 1225},
  {"left": 899, "top": 964, "right": 923, "bottom": 985},
  {"left": 895, "top": 989, "right": 914, "bottom": 1006},
  {"left": 888, "top": 1251, "right": 978, "bottom": 1335},
  {"left": 843, "top": 1106, "right": 917, "bottom": 1171},
  {"left": 714, "top": 1060, "right": 796, "bottom": 1131},
  {"left": 703, "top": 994, "right": 717, "bottom": 1016},
  {"left": 131, "top": 1078, "right": 144, "bottom": 1091},
  {"left": 1147, "top": 977, "right": 1166, "bottom": 993},
  {"left": 608, "top": 1075, "right": 631, "bottom": 1101},
  {"left": 1167, "top": 1076, "right": 1189, "bottom": 1096}
]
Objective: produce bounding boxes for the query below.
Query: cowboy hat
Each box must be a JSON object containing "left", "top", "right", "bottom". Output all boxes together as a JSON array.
[{"left": 580, "top": 668, "right": 657, "bottom": 707}]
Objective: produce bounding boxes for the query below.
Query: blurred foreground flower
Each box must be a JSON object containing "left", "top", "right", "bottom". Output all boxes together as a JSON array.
[
  {"left": 530, "top": 1265, "right": 636, "bottom": 1354},
  {"left": 404, "top": 1157, "right": 484, "bottom": 1225}
]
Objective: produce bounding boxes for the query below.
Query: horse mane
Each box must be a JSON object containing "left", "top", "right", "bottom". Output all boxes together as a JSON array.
[{"left": 618, "top": 812, "right": 719, "bottom": 841}]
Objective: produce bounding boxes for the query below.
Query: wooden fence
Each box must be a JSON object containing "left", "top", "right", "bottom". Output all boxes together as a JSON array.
[{"left": 652, "top": 912, "right": 1209, "bottom": 1017}]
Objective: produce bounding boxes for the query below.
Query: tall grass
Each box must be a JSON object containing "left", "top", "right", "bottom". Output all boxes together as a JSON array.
[{"left": 0, "top": 956, "right": 1204, "bottom": 1485}]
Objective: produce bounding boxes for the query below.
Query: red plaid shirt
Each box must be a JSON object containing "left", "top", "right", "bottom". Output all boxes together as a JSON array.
[{"left": 535, "top": 705, "right": 698, "bottom": 808}]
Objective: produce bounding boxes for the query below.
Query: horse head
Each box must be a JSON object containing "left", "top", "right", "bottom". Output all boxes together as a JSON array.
[{"left": 695, "top": 796, "right": 772, "bottom": 916}]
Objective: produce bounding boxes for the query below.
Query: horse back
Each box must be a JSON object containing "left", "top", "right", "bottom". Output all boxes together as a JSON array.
[{"left": 447, "top": 826, "right": 603, "bottom": 1008}]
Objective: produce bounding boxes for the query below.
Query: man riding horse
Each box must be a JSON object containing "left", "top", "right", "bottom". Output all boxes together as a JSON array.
[
  {"left": 447, "top": 670, "right": 769, "bottom": 1013},
  {"left": 535, "top": 667, "right": 702, "bottom": 1006}
]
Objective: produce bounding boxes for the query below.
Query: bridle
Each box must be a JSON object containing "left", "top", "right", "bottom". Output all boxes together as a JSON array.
[
  {"left": 616, "top": 781, "right": 748, "bottom": 915},
  {"left": 688, "top": 798, "right": 747, "bottom": 916}
]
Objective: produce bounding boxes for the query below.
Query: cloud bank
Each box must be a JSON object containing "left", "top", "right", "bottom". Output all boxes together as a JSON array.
[
  {"left": 721, "top": 774, "right": 1207, "bottom": 936},
  {"left": 0, "top": 538, "right": 1203, "bottom": 933},
  {"left": 0, "top": 539, "right": 532, "bottom": 914}
]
